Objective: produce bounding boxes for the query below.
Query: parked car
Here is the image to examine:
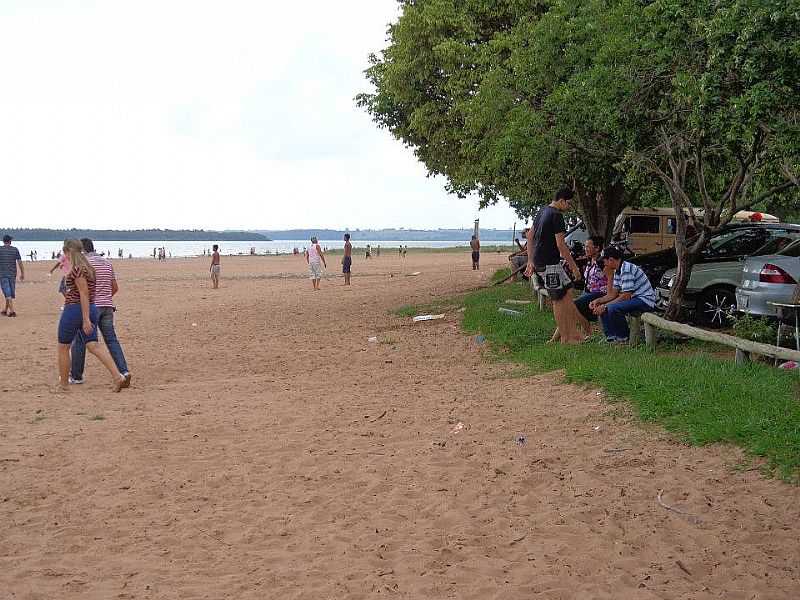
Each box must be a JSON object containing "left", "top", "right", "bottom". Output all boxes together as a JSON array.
[
  {"left": 652, "top": 225, "right": 800, "bottom": 326},
  {"left": 736, "top": 238, "right": 800, "bottom": 318}
]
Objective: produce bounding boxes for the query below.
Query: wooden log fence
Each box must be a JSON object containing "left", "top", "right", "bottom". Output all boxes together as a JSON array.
[{"left": 642, "top": 312, "right": 800, "bottom": 364}]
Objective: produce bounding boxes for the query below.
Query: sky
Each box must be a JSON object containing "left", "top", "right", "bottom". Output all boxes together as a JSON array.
[{"left": 0, "top": 1, "right": 520, "bottom": 231}]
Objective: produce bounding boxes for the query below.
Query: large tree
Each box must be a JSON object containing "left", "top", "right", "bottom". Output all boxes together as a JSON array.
[
  {"left": 583, "top": 0, "right": 800, "bottom": 319},
  {"left": 358, "top": 0, "right": 642, "bottom": 240}
]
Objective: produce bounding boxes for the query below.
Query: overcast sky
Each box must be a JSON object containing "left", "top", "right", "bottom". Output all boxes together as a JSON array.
[{"left": 0, "top": 1, "right": 520, "bottom": 231}]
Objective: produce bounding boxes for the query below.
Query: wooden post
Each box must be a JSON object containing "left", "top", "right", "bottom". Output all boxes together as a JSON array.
[
  {"left": 735, "top": 348, "right": 750, "bottom": 365},
  {"left": 629, "top": 315, "right": 641, "bottom": 346},
  {"left": 644, "top": 321, "right": 656, "bottom": 351}
]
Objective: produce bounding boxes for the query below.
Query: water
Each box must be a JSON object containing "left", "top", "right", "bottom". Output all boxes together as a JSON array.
[{"left": 12, "top": 239, "right": 474, "bottom": 260}]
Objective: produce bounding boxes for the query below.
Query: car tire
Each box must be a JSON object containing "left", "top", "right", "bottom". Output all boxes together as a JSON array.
[{"left": 696, "top": 286, "right": 737, "bottom": 328}]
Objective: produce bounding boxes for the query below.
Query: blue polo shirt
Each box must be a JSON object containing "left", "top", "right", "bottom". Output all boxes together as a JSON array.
[
  {"left": 613, "top": 261, "right": 657, "bottom": 307},
  {"left": 0, "top": 245, "right": 21, "bottom": 278}
]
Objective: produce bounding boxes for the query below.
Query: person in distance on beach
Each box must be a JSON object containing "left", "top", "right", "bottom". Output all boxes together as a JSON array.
[
  {"left": 56, "top": 239, "right": 127, "bottom": 392},
  {"left": 305, "top": 236, "right": 326, "bottom": 290},
  {"left": 0, "top": 234, "right": 24, "bottom": 317},
  {"left": 69, "top": 238, "right": 131, "bottom": 387},
  {"left": 342, "top": 233, "right": 352, "bottom": 286},
  {"left": 210, "top": 244, "right": 221, "bottom": 289},
  {"left": 470, "top": 235, "right": 481, "bottom": 270}
]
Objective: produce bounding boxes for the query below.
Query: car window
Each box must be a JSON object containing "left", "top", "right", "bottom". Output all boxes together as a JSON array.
[
  {"left": 755, "top": 233, "right": 800, "bottom": 256},
  {"left": 778, "top": 239, "right": 800, "bottom": 258},
  {"left": 628, "top": 216, "right": 660, "bottom": 234},
  {"left": 707, "top": 228, "right": 769, "bottom": 257},
  {"left": 666, "top": 218, "right": 677, "bottom": 234}
]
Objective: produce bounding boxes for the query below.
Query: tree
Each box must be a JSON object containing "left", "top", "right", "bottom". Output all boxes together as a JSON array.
[
  {"left": 357, "top": 0, "right": 644, "bottom": 241},
  {"left": 598, "top": 0, "right": 800, "bottom": 319}
]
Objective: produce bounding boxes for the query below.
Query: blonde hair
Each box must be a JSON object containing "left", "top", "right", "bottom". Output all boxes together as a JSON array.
[{"left": 63, "top": 239, "right": 95, "bottom": 280}]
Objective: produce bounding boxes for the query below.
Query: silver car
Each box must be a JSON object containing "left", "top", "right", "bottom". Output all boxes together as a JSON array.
[
  {"left": 737, "top": 238, "right": 800, "bottom": 317},
  {"left": 656, "top": 226, "right": 800, "bottom": 326}
]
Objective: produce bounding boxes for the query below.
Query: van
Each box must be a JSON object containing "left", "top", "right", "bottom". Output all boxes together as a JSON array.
[{"left": 612, "top": 207, "right": 779, "bottom": 255}]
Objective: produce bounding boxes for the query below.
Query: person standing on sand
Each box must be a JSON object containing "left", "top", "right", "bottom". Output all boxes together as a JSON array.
[
  {"left": 470, "top": 235, "right": 481, "bottom": 270},
  {"left": 1, "top": 234, "right": 24, "bottom": 317},
  {"left": 56, "top": 239, "right": 127, "bottom": 392},
  {"left": 524, "top": 187, "right": 585, "bottom": 344},
  {"left": 342, "top": 233, "right": 353, "bottom": 285},
  {"left": 70, "top": 238, "right": 131, "bottom": 386},
  {"left": 306, "top": 236, "right": 326, "bottom": 290},
  {"left": 210, "top": 244, "right": 221, "bottom": 289}
]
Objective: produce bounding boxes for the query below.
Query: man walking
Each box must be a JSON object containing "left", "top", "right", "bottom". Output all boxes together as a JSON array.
[
  {"left": 70, "top": 238, "right": 131, "bottom": 386},
  {"left": 342, "top": 233, "right": 353, "bottom": 285},
  {"left": 0, "top": 234, "right": 24, "bottom": 317},
  {"left": 524, "top": 187, "right": 584, "bottom": 344}
]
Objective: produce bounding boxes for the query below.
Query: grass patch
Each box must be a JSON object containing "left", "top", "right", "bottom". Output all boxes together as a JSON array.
[
  {"left": 89, "top": 415, "right": 105, "bottom": 421},
  {"left": 461, "top": 275, "right": 800, "bottom": 481},
  {"left": 391, "top": 295, "right": 466, "bottom": 318}
]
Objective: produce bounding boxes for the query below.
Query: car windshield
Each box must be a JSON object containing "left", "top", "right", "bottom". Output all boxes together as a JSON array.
[
  {"left": 707, "top": 228, "right": 768, "bottom": 256},
  {"left": 753, "top": 233, "right": 800, "bottom": 256}
]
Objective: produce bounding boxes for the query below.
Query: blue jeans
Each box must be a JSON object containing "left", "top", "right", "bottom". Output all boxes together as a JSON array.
[
  {"left": 71, "top": 306, "right": 128, "bottom": 379},
  {"left": 600, "top": 297, "right": 652, "bottom": 340},
  {"left": 574, "top": 291, "right": 605, "bottom": 322},
  {"left": 0, "top": 276, "right": 15, "bottom": 299}
]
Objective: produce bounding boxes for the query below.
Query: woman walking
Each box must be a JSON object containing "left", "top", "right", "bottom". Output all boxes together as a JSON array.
[
  {"left": 57, "top": 239, "right": 127, "bottom": 392},
  {"left": 305, "top": 236, "right": 327, "bottom": 290}
]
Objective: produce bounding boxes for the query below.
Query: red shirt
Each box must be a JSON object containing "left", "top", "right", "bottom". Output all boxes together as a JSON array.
[{"left": 87, "top": 253, "right": 115, "bottom": 307}]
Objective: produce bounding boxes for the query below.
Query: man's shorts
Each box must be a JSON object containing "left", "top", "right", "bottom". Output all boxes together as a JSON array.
[
  {"left": 309, "top": 261, "right": 323, "bottom": 279},
  {"left": 0, "top": 276, "right": 15, "bottom": 299},
  {"left": 58, "top": 303, "right": 99, "bottom": 344},
  {"left": 536, "top": 264, "right": 573, "bottom": 301},
  {"left": 342, "top": 256, "right": 352, "bottom": 274},
  {"left": 472, "top": 251, "right": 480, "bottom": 263},
  {"left": 210, "top": 264, "right": 221, "bottom": 275}
]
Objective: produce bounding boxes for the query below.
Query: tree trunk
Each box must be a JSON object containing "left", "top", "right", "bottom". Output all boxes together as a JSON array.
[
  {"left": 577, "top": 181, "right": 625, "bottom": 243},
  {"left": 664, "top": 243, "right": 696, "bottom": 321}
]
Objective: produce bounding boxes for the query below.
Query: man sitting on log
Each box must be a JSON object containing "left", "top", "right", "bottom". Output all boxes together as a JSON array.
[{"left": 589, "top": 245, "right": 657, "bottom": 343}]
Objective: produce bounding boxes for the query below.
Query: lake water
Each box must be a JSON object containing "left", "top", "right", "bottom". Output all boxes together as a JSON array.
[{"left": 12, "top": 240, "right": 476, "bottom": 259}]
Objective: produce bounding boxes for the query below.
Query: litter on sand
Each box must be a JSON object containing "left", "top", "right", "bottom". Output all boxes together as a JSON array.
[
  {"left": 413, "top": 314, "right": 445, "bottom": 323},
  {"left": 368, "top": 336, "right": 378, "bottom": 343},
  {"left": 498, "top": 307, "right": 523, "bottom": 317},
  {"left": 450, "top": 422, "right": 465, "bottom": 434},
  {"left": 407, "top": 271, "right": 422, "bottom": 277}
]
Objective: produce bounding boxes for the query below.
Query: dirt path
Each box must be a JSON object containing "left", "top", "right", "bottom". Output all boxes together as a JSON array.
[{"left": 1, "top": 251, "right": 798, "bottom": 599}]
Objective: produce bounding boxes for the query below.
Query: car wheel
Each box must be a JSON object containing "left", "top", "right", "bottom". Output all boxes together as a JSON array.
[{"left": 697, "top": 287, "right": 736, "bottom": 328}]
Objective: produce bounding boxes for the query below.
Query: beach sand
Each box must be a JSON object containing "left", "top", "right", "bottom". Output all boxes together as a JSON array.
[{"left": 1, "top": 251, "right": 799, "bottom": 599}]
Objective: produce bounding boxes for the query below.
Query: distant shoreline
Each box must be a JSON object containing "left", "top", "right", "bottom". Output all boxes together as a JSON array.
[{"left": 2, "top": 228, "right": 271, "bottom": 242}]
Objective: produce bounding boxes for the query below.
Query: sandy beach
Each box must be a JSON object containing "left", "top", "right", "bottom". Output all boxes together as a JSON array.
[{"left": 1, "top": 250, "right": 799, "bottom": 599}]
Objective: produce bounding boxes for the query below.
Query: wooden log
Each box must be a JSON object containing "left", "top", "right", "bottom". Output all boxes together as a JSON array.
[
  {"left": 492, "top": 264, "right": 526, "bottom": 286},
  {"left": 641, "top": 313, "right": 800, "bottom": 363}
]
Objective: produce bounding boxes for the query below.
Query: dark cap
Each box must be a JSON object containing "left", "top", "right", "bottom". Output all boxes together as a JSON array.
[
  {"left": 601, "top": 245, "right": 624, "bottom": 260},
  {"left": 2, "top": 234, "right": 12, "bottom": 243}
]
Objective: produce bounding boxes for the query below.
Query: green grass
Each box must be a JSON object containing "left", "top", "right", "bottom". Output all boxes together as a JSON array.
[{"left": 460, "top": 276, "right": 800, "bottom": 481}]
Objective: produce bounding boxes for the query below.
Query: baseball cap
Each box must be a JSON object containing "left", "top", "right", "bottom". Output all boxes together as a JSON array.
[{"left": 2, "top": 234, "right": 12, "bottom": 243}]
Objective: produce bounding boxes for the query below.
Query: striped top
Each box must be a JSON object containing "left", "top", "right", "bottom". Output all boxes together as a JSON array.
[
  {"left": 0, "top": 245, "right": 21, "bottom": 278},
  {"left": 64, "top": 264, "right": 96, "bottom": 305},
  {"left": 613, "top": 261, "right": 657, "bottom": 307},
  {"left": 87, "top": 253, "right": 116, "bottom": 307}
]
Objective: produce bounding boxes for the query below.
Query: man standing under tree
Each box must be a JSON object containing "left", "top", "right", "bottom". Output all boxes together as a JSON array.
[
  {"left": 524, "top": 187, "right": 585, "bottom": 344},
  {"left": 0, "top": 234, "right": 24, "bottom": 317},
  {"left": 342, "top": 233, "right": 352, "bottom": 285},
  {"left": 470, "top": 235, "right": 480, "bottom": 270}
]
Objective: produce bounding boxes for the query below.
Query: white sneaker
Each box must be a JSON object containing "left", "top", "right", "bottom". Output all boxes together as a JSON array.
[{"left": 68, "top": 377, "right": 84, "bottom": 384}]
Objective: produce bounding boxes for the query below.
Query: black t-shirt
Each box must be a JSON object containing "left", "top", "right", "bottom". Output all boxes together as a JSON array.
[{"left": 532, "top": 205, "right": 566, "bottom": 269}]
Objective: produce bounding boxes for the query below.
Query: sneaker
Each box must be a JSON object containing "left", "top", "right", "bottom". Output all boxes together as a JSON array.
[
  {"left": 68, "top": 377, "right": 84, "bottom": 384},
  {"left": 121, "top": 372, "right": 132, "bottom": 388}
]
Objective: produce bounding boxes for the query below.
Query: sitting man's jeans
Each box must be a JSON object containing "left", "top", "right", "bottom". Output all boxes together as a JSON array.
[
  {"left": 71, "top": 306, "right": 128, "bottom": 379},
  {"left": 600, "top": 297, "right": 653, "bottom": 340},
  {"left": 574, "top": 291, "right": 605, "bottom": 322}
]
